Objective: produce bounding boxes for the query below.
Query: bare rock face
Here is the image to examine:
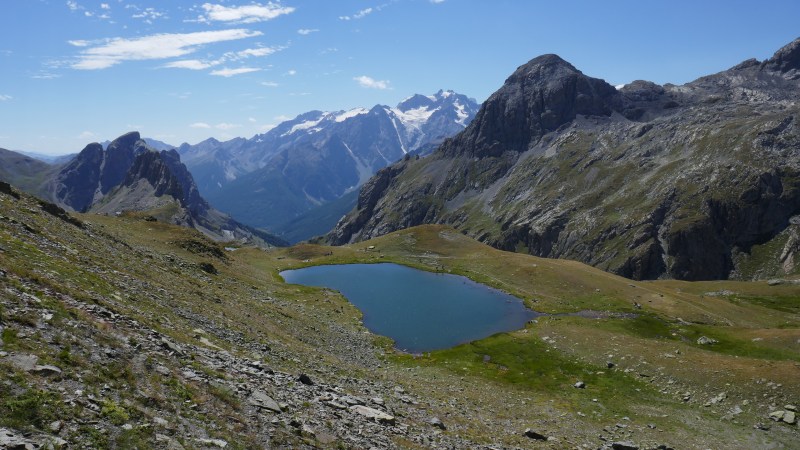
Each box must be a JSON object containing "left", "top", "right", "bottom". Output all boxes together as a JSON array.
[
  {"left": 50, "top": 132, "right": 286, "bottom": 246},
  {"left": 330, "top": 38, "right": 800, "bottom": 281}
]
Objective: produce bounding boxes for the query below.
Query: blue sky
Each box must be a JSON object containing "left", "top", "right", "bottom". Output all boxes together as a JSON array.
[{"left": 1, "top": 0, "right": 798, "bottom": 155}]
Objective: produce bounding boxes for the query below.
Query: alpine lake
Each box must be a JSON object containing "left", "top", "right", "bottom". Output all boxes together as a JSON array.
[{"left": 280, "top": 263, "right": 540, "bottom": 352}]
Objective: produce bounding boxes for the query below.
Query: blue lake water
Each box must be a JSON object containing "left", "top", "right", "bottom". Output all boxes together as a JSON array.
[{"left": 280, "top": 263, "right": 539, "bottom": 352}]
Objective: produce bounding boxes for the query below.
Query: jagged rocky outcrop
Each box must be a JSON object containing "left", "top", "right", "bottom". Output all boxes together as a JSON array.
[
  {"left": 49, "top": 132, "right": 285, "bottom": 246},
  {"left": 330, "top": 38, "right": 800, "bottom": 281}
]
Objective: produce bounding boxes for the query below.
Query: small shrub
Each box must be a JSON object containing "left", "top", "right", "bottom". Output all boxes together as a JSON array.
[{"left": 101, "top": 399, "right": 130, "bottom": 425}]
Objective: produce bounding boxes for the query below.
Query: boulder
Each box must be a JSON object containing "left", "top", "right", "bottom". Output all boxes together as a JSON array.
[
  {"left": 247, "top": 390, "right": 282, "bottom": 413},
  {"left": 429, "top": 417, "right": 446, "bottom": 430},
  {"left": 349, "top": 405, "right": 396, "bottom": 425},
  {"left": 524, "top": 428, "right": 547, "bottom": 440},
  {"left": 697, "top": 336, "right": 718, "bottom": 345}
]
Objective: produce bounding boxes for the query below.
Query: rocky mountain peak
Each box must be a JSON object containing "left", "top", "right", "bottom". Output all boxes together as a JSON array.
[
  {"left": 397, "top": 94, "right": 435, "bottom": 112},
  {"left": 107, "top": 131, "right": 141, "bottom": 152},
  {"left": 441, "top": 53, "right": 620, "bottom": 158},
  {"left": 763, "top": 36, "right": 800, "bottom": 77}
]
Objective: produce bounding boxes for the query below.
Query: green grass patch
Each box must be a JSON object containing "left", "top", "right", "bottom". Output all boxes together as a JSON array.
[
  {"left": 397, "top": 331, "right": 661, "bottom": 418},
  {"left": 678, "top": 325, "right": 800, "bottom": 361},
  {"left": 595, "top": 315, "right": 675, "bottom": 340},
  {"left": 0, "top": 388, "right": 64, "bottom": 430},
  {"left": 730, "top": 294, "right": 800, "bottom": 315}
]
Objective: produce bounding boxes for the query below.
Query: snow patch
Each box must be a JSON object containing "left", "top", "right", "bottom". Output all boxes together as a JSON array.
[
  {"left": 335, "top": 107, "right": 369, "bottom": 122},
  {"left": 391, "top": 105, "right": 438, "bottom": 128},
  {"left": 282, "top": 114, "right": 330, "bottom": 136},
  {"left": 454, "top": 100, "right": 469, "bottom": 126}
]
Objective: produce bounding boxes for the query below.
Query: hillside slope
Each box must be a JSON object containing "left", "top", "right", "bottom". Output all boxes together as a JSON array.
[
  {"left": 330, "top": 38, "right": 800, "bottom": 281},
  {"left": 1, "top": 183, "right": 798, "bottom": 448}
]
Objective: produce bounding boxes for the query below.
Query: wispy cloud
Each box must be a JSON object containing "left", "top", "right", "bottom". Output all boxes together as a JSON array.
[
  {"left": 198, "top": 2, "right": 295, "bottom": 24},
  {"left": 71, "top": 29, "right": 262, "bottom": 70},
  {"left": 164, "top": 59, "right": 214, "bottom": 70},
  {"left": 430, "top": 0, "right": 445, "bottom": 3},
  {"left": 354, "top": 75, "right": 390, "bottom": 89},
  {"left": 339, "top": 7, "right": 373, "bottom": 20},
  {"left": 285, "top": 69, "right": 297, "bottom": 76},
  {"left": 210, "top": 67, "right": 260, "bottom": 77},
  {"left": 297, "top": 28, "right": 318, "bottom": 35},
  {"left": 164, "top": 45, "right": 284, "bottom": 72},
  {"left": 100, "top": 3, "right": 110, "bottom": 9},
  {"left": 66, "top": 1, "right": 80, "bottom": 12},
  {"left": 0, "top": 94, "right": 12, "bottom": 101},
  {"left": 132, "top": 7, "right": 166, "bottom": 22},
  {"left": 77, "top": 131, "right": 97, "bottom": 139},
  {"left": 68, "top": 40, "right": 91, "bottom": 47},
  {"left": 31, "top": 73, "right": 61, "bottom": 80},
  {"left": 189, "top": 122, "right": 211, "bottom": 129},
  {"left": 261, "top": 81, "right": 279, "bottom": 87}
]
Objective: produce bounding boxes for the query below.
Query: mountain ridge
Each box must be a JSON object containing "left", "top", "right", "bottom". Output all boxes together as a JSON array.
[{"left": 329, "top": 38, "right": 800, "bottom": 281}]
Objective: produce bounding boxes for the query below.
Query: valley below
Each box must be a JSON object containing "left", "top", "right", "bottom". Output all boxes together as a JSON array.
[{"left": 1, "top": 184, "right": 798, "bottom": 449}]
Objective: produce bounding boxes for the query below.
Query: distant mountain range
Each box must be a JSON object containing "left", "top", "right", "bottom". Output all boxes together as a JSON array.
[
  {"left": 330, "top": 37, "right": 800, "bottom": 281},
  {"left": 0, "top": 132, "right": 284, "bottom": 246},
  {"left": 177, "top": 90, "right": 479, "bottom": 242}
]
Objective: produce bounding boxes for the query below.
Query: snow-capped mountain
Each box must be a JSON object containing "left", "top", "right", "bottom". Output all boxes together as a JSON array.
[{"left": 179, "top": 90, "right": 479, "bottom": 241}]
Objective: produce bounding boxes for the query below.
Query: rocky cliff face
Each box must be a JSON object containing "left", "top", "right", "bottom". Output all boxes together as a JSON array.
[
  {"left": 50, "top": 132, "right": 285, "bottom": 246},
  {"left": 330, "top": 38, "right": 800, "bottom": 281}
]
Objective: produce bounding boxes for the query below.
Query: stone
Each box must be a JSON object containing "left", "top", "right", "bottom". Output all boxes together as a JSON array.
[
  {"left": 247, "top": 390, "right": 281, "bottom": 413},
  {"left": 697, "top": 336, "right": 718, "bottom": 345},
  {"left": 429, "top": 417, "right": 446, "bottom": 430},
  {"left": 769, "top": 410, "right": 785, "bottom": 421},
  {"left": 31, "top": 365, "right": 62, "bottom": 376},
  {"left": 611, "top": 441, "right": 639, "bottom": 450},
  {"left": 785, "top": 404, "right": 797, "bottom": 411},
  {"left": 196, "top": 438, "right": 227, "bottom": 448},
  {"left": 524, "top": 428, "right": 547, "bottom": 440},
  {"left": 298, "top": 373, "right": 314, "bottom": 385},
  {"left": 154, "top": 417, "right": 169, "bottom": 427},
  {"left": 349, "top": 405, "right": 396, "bottom": 425},
  {"left": 767, "top": 279, "right": 783, "bottom": 286},
  {"left": 160, "top": 337, "right": 183, "bottom": 354},
  {"left": 49, "top": 421, "right": 62, "bottom": 432},
  {"left": 6, "top": 354, "right": 39, "bottom": 371},
  {"left": 574, "top": 381, "right": 586, "bottom": 389},
  {"left": 784, "top": 411, "right": 797, "bottom": 424}
]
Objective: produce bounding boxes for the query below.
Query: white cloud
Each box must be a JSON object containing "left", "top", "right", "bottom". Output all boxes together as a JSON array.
[
  {"left": 100, "top": 3, "right": 110, "bottom": 9},
  {"left": 68, "top": 40, "right": 91, "bottom": 47},
  {"left": 210, "top": 67, "right": 260, "bottom": 77},
  {"left": 31, "top": 73, "right": 61, "bottom": 80},
  {"left": 248, "top": 117, "right": 257, "bottom": 123},
  {"left": 163, "top": 59, "right": 214, "bottom": 70},
  {"left": 297, "top": 28, "right": 318, "bottom": 35},
  {"left": 163, "top": 45, "right": 283, "bottom": 72},
  {"left": 430, "top": 0, "right": 445, "bottom": 3},
  {"left": 66, "top": 1, "right": 79, "bottom": 12},
  {"left": 71, "top": 29, "right": 262, "bottom": 70},
  {"left": 340, "top": 7, "right": 374, "bottom": 20},
  {"left": 132, "top": 7, "right": 166, "bottom": 22},
  {"left": 189, "top": 122, "right": 211, "bottom": 129},
  {"left": 237, "top": 46, "right": 280, "bottom": 58},
  {"left": 0, "top": 94, "right": 12, "bottom": 101},
  {"left": 261, "top": 81, "right": 279, "bottom": 87},
  {"left": 354, "top": 75, "right": 390, "bottom": 90},
  {"left": 215, "top": 123, "right": 241, "bottom": 130},
  {"left": 285, "top": 69, "right": 297, "bottom": 76},
  {"left": 199, "top": 2, "right": 295, "bottom": 24},
  {"left": 77, "top": 131, "right": 97, "bottom": 139}
]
